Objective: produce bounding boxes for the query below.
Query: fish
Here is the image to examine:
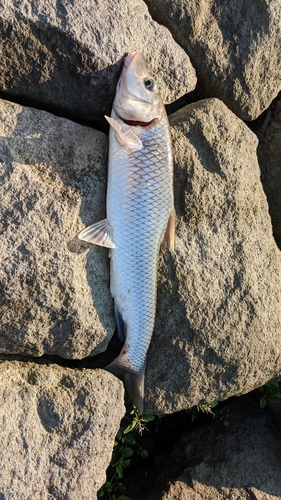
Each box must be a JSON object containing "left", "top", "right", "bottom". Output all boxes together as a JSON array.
[{"left": 79, "top": 51, "right": 175, "bottom": 414}]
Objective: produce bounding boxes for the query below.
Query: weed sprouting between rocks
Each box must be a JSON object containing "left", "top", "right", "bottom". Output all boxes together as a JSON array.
[
  {"left": 259, "top": 379, "right": 281, "bottom": 408},
  {"left": 97, "top": 398, "right": 234, "bottom": 500},
  {"left": 99, "top": 381, "right": 281, "bottom": 500},
  {"left": 98, "top": 404, "right": 154, "bottom": 500}
]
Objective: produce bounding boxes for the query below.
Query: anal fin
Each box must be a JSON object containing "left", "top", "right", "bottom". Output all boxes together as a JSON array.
[{"left": 78, "top": 218, "right": 116, "bottom": 248}]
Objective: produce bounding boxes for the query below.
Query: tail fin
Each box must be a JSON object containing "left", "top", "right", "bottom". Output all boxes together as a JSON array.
[{"left": 105, "top": 359, "right": 146, "bottom": 415}]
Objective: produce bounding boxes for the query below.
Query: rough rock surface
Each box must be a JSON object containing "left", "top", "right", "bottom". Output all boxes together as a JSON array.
[
  {"left": 2, "top": 97, "right": 281, "bottom": 412},
  {"left": 0, "top": 0, "right": 196, "bottom": 121},
  {"left": 0, "top": 98, "right": 115, "bottom": 358},
  {"left": 162, "top": 396, "right": 281, "bottom": 500},
  {"left": 252, "top": 95, "right": 281, "bottom": 239},
  {"left": 144, "top": 98, "right": 281, "bottom": 414},
  {"left": 0, "top": 360, "right": 125, "bottom": 499},
  {"left": 144, "top": 0, "right": 281, "bottom": 121}
]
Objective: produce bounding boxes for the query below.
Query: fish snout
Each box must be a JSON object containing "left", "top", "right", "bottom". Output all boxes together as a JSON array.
[{"left": 123, "top": 51, "right": 138, "bottom": 68}]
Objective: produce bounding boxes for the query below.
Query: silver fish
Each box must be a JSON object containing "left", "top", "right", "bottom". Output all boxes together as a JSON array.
[{"left": 79, "top": 51, "right": 175, "bottom": 413}]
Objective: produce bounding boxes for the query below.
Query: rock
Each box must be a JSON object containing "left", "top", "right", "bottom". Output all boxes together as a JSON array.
[
  {"left": 251, "top": 94, "right": 281, "bottom": 240},
  {"left": 162, "top": 395, "right": 281, "bottom": 500},
  {"left": 0, "top": 98, "right": 115, "bottom": 358},
  {"left": 2, "top": 95, "right": 281, "bottom": 416},
  {"left": 0, "top": 360, "right": 125, "bottom": 499},
  {"left": 144, "top": 98, "right": 281, "bottom": 414},
  {"left": 144, "top": 0, "right": 281, "bottom": 121},
  {"left": 0, "top": 0, "right": 196, "bottom": 121}
]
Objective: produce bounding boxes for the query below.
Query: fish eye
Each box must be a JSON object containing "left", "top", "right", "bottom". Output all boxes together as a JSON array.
[{"left": 144, "top": 78, "right": 156, "bottom": 91}]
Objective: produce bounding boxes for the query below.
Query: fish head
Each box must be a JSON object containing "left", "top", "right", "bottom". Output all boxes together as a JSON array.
[{"left": 113, "top": 51, "right": 163, "bottom": 125}]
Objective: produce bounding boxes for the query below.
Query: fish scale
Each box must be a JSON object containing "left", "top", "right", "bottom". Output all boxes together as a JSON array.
[{"left": 107, "top": 115, "right": 173, "bottom": 373}]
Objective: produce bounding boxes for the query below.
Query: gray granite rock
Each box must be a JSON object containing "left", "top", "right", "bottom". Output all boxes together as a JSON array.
[
  {"left": 144, "top": 0, "right": 281, "bottom": 121},
  {"left": 252, "top": 95, "right": 281, "bottom": 240},
  {"left": 1, "top": 96, "right": 281, "bottom": 416},
  {"left": 144, "top": 98, "right": 281, "bottom": 414},
  {"left": 0, "top": 98, "right": 115, "bottom": 358},
  {"left": 0, "top": 0, "right": 196, "bottom": 121},
  {"left": 163, "top": 396, "right": 281, "bottom": 500},
  {"left": 0, "top": 361, "right": 125, "bottom": 499}
]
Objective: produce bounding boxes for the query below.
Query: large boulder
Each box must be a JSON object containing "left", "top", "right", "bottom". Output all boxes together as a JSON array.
[
  {"left": 0, "top": 0, "right": 196, "bottom": 121},
  {"left": 0, "top": 360, "right": 125, "bottom": 499},
  {"left": 0, "top": 98, "right": 114, "bottom": 358},
  {"left": 163, "top": 395, "right": 281, "bottom": 500},
  {"left": 252, "top": 95, "right": 281, "bottom": 240},
  {"left": 144, "top": 98, "right": 281, "bottom": 414},
  {"left": 144, "top": 0, "right": 281, "bottom": 121},
  {"left": 1, "top": 95, "right": 281, "bottom": 416}
]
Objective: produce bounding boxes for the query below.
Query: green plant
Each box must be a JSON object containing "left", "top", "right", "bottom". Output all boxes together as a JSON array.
[
  {"left": 98, "top": 397, "right": 236, "bottom": 499},
  {"left": 214, "top": 404, "right": 233, "bottom": 422},
  {"left": 259, "top": 379, "right": 281, "bottom": 408},
  {"left": 98, "top": 405, "right": 154, "bottom": 500},
  {"left": 188, "top": 399, "right": 234, "bottom": 423},
  {"left": 124, "top": 404, "right": 155, "bottom": 435},
  {"left": 190, "top": 400, "right": 219, "bottom": 421}
]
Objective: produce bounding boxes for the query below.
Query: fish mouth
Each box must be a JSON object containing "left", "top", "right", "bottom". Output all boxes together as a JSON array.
[{"left": 123, "top": 51, "right": 138, "bottom": 68}]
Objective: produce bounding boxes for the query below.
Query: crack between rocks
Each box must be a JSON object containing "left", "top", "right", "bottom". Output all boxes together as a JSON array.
[
  {"left": 0, "top": 90, "right": 109, "bottom": 135},
  {"left": 0, "top": 329, "right": 122, "bottom": 371}
]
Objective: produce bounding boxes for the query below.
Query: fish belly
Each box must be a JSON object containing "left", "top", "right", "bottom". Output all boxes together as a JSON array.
[{"left": 107, "top": 118, "right": 173, "bottom": 372}]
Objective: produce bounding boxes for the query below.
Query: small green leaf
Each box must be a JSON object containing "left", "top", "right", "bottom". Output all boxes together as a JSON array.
[
  {"left": 116, "top": 427, "right": 125, "bottom": 439},
  {"left": 122, "top": 459, "right": 131, "bottom": 468},
  {"left": 116, "top": 495, "right": 132, "bottom": 500},
  {"left": 124, "top": 421, "right": 136, "bottom": 434},
  {"left": 210, "top": 400, "right": 219, "bottom": 408},
  {"left": 141, "top": 414, "right": 155, "bottom": 422},
  {"left": 267, "top": 380, "right": 279, "bottom": 388},
  {"left": 260, "top": 397, "right": 267, "bottom": 408},
  {"left": 117, "top": 483, "right": 126, "bottom": 493},
  {"left": 121, "top": 447, "right": 134, "bottom": 457},
  {"left": 124, "top": 435, "right": 136, "bottom": 445},
  {"left": 116, "top": 464, "right": 123, "bottom": 478},
  {"left": 140, "top": 449, "right": 149, "bottom": 458}
]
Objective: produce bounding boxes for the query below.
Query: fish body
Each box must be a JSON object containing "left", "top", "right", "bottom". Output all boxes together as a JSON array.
[{"left": 79, "top": 52, "right": 175, "bottom": 413}]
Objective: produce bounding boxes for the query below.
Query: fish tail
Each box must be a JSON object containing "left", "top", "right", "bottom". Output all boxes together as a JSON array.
[{"left": 105, "top": 359, "right": 146, "bottom": 415}]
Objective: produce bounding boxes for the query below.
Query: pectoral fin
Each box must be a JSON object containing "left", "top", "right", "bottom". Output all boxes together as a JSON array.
[
  {"left": 105, "top": 115, "right": 143, "bottom": 151},
  {"left": 161, "top": 207, "right": 176, "bottom": 252},
  {"left": 78, "top": 218, "right": 116, "bottom": 248}
]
